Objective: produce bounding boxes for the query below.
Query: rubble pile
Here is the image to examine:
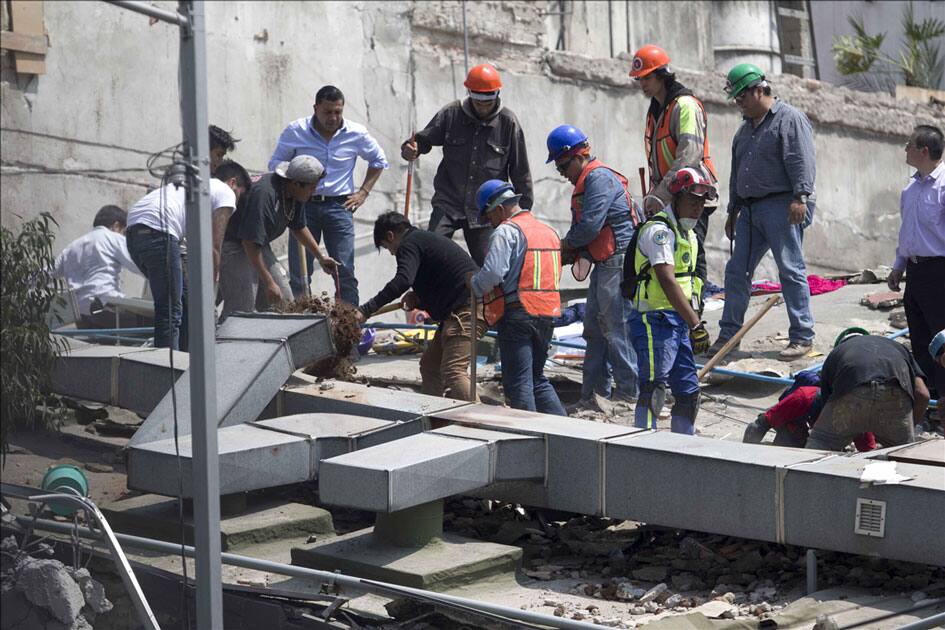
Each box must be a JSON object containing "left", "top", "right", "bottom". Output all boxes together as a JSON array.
[
  {"left": 0, "top": 535, "right": 113, "bottom": 629},
  {"left": 443, "top": 499, "right": 945, "bottom": 627},
  {"left": 281, "top": 293, "right": 362, "bottom": 380}
]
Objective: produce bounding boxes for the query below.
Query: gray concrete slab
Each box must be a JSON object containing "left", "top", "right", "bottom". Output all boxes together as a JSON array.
[
  {"left": 272, "top": 380, "right": 470, "bottom": 422},
  {"left": 290, "top": 528, "right": 522, "bottom": 590},
  {"left": 604, "top": 432, "right": 827, "bottom": 541},
  {"left": 128, "top": 424, "right": 310, "bottom": 496},
  {"left": 101, "top": 494, "right": 334, "bottom": 551},
  {"left": 782, "top": 456, "right": 945, "bottom": 565}
]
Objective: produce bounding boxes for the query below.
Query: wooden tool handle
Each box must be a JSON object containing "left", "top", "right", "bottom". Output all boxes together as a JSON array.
[
  {"left": 698, "top": 294, "right": 781, "bottom": 380},
  {"left": 469, "top": 283, "right": 478, "bottom": 402}
]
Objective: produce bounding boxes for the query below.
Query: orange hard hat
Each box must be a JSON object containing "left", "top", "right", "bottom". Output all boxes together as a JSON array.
[
  {"left": 629, "top": 45, "right": 670, "bottom": 78},
  {"left": 464, "top": 63, "right": 503, "bottom": 92}
]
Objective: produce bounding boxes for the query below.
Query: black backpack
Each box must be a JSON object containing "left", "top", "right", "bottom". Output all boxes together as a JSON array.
[{"left": 620, "top": 216, "right": 675, "bottom": 300}]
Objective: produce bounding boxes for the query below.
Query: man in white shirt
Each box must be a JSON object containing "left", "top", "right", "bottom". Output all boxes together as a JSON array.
[
  {"left": 126, "top": 160, "right": 250, "bottom": 350},
  {"left": 53, "top": 205, "right": 145, "bottom": 329}
]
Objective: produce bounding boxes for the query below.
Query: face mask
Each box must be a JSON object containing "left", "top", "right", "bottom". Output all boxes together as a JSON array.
[{"left": 679, "top": 217, "right": 698, "bottom": 231}]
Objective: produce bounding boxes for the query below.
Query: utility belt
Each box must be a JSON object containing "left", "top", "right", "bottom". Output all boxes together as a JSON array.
[
  {"left": 310, "top": 194, "right": 349, "bottom": 203},
  {"left": 739, "top": 190, "right": 793, "bottom": 207},
  {"left": 906, "top": 255, "right": 945, "bottom": 265},
  {"left": 127, "top": 224, "right": 175, "bottom": 240}
]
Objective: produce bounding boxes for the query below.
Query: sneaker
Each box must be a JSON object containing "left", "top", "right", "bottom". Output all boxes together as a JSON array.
[
  {"left": 705, "top": 337, "right": 738, "bottom": 357},
  {"left": 778, "top": 341, "right": 812, "bottom": 360}
]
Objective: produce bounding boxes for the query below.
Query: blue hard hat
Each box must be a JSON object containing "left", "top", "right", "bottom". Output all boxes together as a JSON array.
[
  {"left": 546, "top": 124, "right": 588, "bottom": 163},
  {"left": 476, "top": 179, "right": 520, "bottom": 217},
  {"left": 931, "top": 329, "right": 945, "bottom": 359}
]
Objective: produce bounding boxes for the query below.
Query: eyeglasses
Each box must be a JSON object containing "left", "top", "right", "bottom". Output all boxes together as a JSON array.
[
  {"left": 555, "top": 157, "right": 574, "bottom": 175},
  {"left": 683, "top": 183, "right": 718, "bottom": 201}
]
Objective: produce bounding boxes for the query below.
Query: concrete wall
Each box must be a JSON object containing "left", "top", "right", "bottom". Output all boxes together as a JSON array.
[
  {"left": 810, "top": 0, "right": 945, "bottom": 91},
  {"left": 2, "top": 1, "right": 943, "bottom": 309}
]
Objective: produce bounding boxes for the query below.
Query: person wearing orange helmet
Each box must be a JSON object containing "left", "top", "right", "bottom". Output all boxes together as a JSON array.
[
  {"left": 629, "top": 44, "right": 718, "bottom": 313},
  {"left": 401, "top": 63, "right": 533, "bottom": 266}
]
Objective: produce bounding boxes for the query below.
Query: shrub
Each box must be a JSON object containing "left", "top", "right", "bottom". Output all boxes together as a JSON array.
[{"left": 1, "top": 213, "right": 67, "bottom": 461}]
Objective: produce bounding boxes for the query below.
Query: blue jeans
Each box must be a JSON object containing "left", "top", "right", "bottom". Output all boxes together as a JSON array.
[
  {"left": 127, "top": 225, "right": 183, "bottom": 350},
  {"left": 720, "top": 195, "right": 814, "bottom": 344},
  {"left": 630, "top": 310, "right": 700, "bottom": 434},
  {"left": 582, "top": 252, "right": 638, "bottom": 401},
  {"left": 287, "top": 199, "right": 358, "bottom": 305},
  {"left": 496, "top": 308, "right": 566, "bottom": 416}
]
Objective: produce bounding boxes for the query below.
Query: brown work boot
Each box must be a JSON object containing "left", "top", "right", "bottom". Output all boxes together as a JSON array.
[{"left": 778, "top": 341, "right": 812, "bottom": 360}]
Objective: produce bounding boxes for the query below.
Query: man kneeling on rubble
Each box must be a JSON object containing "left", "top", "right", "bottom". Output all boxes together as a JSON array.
[
  {"left": 743, "top": 332, "right": 929, "bottom": 450},
  {"left": 357, "top": 212, "right": 486, "bottom": 400}
]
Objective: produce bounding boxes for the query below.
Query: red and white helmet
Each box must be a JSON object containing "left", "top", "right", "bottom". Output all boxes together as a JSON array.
[{"left": 668, "top": 167, "right": 717, "bottom": 200}]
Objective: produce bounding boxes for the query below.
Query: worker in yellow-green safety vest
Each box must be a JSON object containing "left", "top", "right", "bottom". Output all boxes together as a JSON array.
[{"left": 620, "top": 168, "right": 715, "bottom": 434}]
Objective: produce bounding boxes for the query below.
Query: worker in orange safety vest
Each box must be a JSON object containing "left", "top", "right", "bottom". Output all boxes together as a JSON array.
[
  {"left": 469, "top": 179, "right": 566, "bottom": 415},
  {"left": 630, "top": 44, "right": 718, "bottom": 310}
]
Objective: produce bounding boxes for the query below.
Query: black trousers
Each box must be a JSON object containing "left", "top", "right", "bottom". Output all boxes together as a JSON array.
[
  {"left": 429, "top": 207, "right": 494, "bottom": 268},
  {"left": 904, "top": 257, "right": 945, "bottom": 399}
]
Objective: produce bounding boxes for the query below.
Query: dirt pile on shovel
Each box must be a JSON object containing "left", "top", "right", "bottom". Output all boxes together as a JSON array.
[{"left": 280, "top": 293, "right": 361, "bottom": 380}]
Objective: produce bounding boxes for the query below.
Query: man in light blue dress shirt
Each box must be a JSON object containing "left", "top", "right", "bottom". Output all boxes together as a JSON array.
[{"left": 269, "top": 85, "right": 389, "bottom": 304}]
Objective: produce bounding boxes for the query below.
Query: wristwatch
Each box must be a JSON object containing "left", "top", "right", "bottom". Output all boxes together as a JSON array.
[{"left": 794, "top": 194, "right": 809, "bottom": 205}]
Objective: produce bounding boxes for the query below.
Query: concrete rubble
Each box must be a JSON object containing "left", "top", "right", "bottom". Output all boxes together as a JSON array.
[{"left": 0, "top": 536, "right": 112, "bottom": 630}]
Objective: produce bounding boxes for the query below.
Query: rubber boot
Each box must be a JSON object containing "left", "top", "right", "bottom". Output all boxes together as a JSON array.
[{"left": 743, "top": 414, "right": 771, "bottom": 443}]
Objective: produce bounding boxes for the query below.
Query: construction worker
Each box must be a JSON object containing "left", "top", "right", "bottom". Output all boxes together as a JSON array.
[
  {"left": 623, "top": 168, "right": 714, "bottom": 434},
  {"left": 357, "top": 212, "right": 485, "bottom": 401},
  {"left": 712, "top": 64, "right": 816, "bottom": 360},
  {"left": 402, "top": 63, "right": 533, "bottom": 266},
  {"left": 469, "top": 180, "right": 566, "bottom": 416},
  {"left": 547, "top": 124, "right": 641, "bottom": 409},
  {"left": 629, "top": 45, "right": 718, "bottom": 307},
  {"left": 805, "top": 334, "right": 929, "bottom": 451}
]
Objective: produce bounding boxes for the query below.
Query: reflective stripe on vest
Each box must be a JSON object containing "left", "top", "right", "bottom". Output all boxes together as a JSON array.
[
  {"left": 631, "top": 210, "right": 702, "bottom": 313},
  {"left": 644, "top": 95, "right": 719, "bottom": 183},
  {"left": 571, "top": 159, "right": 638, "bottom": 263},
  {"left": 483, "top": 212, "right": 562, "bottom": 326}
]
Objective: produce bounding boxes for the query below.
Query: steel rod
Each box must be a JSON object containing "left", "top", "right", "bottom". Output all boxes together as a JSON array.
[
  {"left": 106, "top": 0, "right": 188, "bottom": 26},
  {"left": 53, "top": 327, "right": 152, "bottom": 335},
  {"left": 14, "top": 515, "right": 602, "bottom": 630},
  {"left": 177, "top": 1, "right": 223, "bottom": 627}
]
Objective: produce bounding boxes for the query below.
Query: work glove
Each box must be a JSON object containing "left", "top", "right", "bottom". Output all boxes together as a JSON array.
[{"left": 689, "top": 322, "right": 711, "bottom": 355}]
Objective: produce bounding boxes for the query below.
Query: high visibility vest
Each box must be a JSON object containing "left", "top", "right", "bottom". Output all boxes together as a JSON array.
[
  {"left": 645, "top": 95, "right": 718, "bottom": 184},
  {"left": 571, "top": 160, "right": 639, "bottom": 263},
  {"left": 483, "top": 212, "right": 562, "bottom": 326},
  {"left": 631, "top": 210, "right": 702, "bottom": 313}
]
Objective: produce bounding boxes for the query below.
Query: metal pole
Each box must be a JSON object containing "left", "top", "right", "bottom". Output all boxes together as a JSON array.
[
  {"left": 461, "top": 0, "right": 469, "bottom": 75},
  {"left": 106, "top": 0, "right": 188, "bottom": 26},
  {"left": 15, "top": 515, "right": 603, "bottom": 630},
  {"left": 178, "top": 1, "right": 222, "bottom": 628},
  {"left": 806, "top": 549, "right": 817, "bottom": 594}
]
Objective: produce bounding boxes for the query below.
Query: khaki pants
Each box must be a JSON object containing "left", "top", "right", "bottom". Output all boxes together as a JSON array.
[
  {"left": 805, "top": 382, "right": 915, "bottom": 451},
  {"left": 419, "top": 303, "right": 486, "bottom": 401}
]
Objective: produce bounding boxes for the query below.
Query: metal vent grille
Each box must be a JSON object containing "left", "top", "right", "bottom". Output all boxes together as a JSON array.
[{"left": 854, "top": 498, "right": 886, "bottom": 538}]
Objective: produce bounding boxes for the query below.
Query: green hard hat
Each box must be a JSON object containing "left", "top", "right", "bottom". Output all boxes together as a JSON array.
[{"left": 725, "top": 63, "right": 765, "bottom": 98}]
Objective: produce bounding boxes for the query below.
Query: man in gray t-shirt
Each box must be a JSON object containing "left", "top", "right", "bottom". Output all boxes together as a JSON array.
[{"left": 219, "top": 155, "right": 338, "bottom": 321}]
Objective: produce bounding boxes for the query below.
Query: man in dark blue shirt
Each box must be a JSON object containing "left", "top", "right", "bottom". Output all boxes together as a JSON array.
[{"left": 711, "top": 64, "right": 817, "bottom": 361}]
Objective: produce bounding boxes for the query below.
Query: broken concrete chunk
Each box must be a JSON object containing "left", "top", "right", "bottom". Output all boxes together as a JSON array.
[
  {"left": 638, "top": 582, "right": 667, "bottom": 603},
  {"left": 860, "top": 291, "right": 903, "bottom": 310},
  {"left": 631, "top": 565, "right": 668, "bottom": 582},
  {"left": 15, "top": 558, "right": 85, "bottom": 624}
]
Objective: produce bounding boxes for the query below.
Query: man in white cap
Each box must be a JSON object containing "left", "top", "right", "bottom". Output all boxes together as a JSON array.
[{"left": 219, "top": 155, "right": 339, "bottom": 321}]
